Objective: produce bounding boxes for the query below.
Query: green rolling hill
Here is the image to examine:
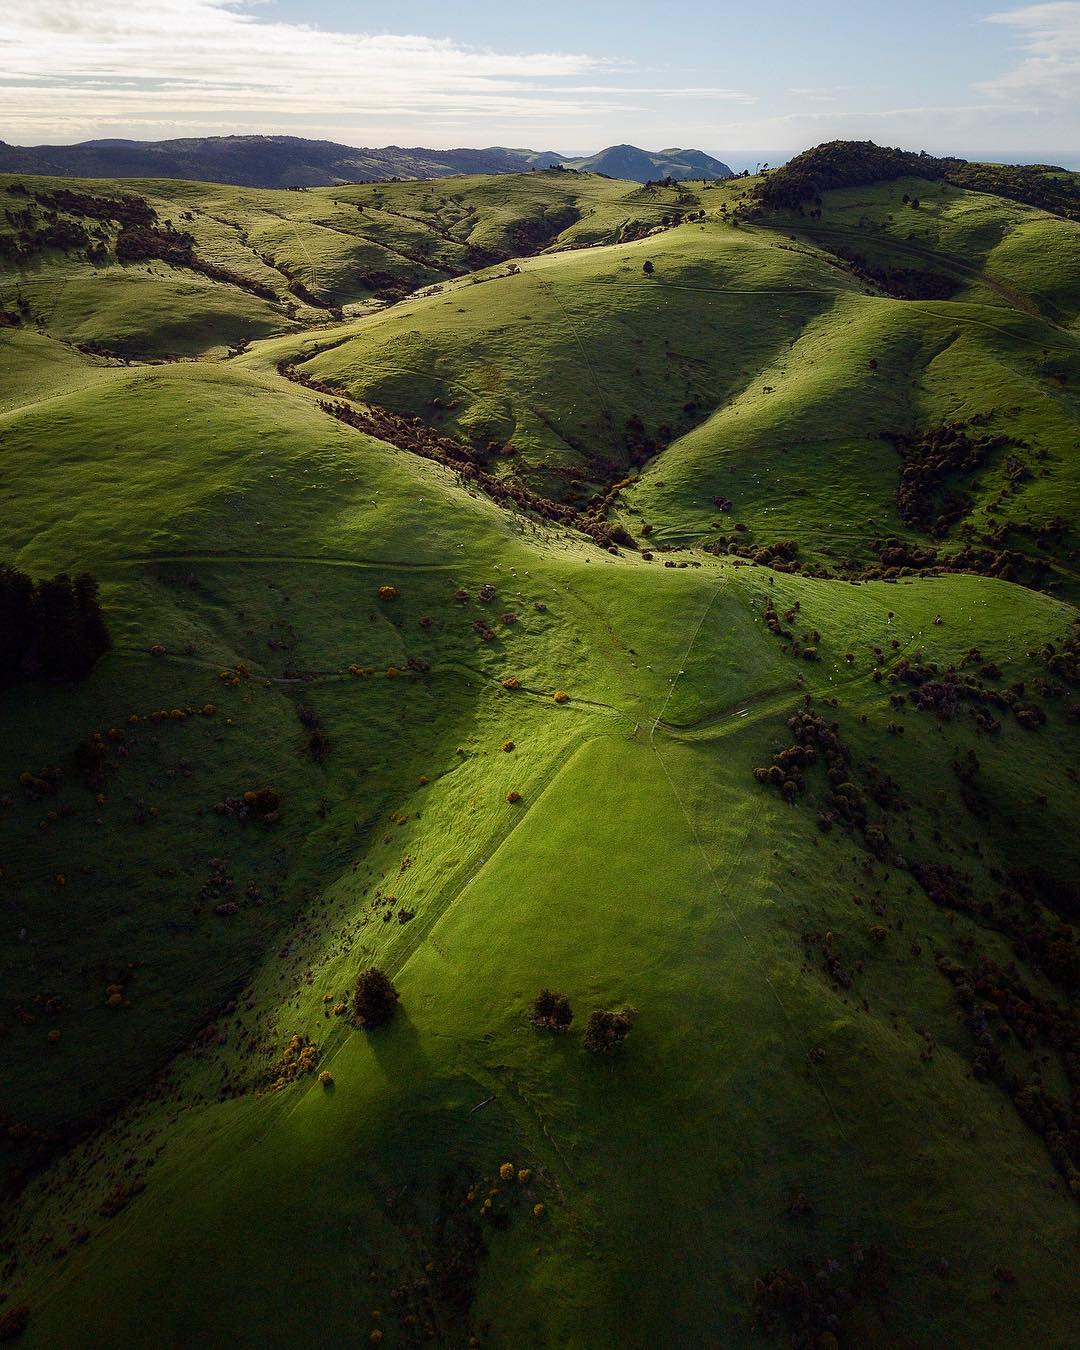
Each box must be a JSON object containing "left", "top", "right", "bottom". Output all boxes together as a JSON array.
[{"left": 0, "top": 145, "right": 1077, "bottom": 1349}]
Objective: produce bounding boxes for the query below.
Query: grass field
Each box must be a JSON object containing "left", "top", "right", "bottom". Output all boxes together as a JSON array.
[{"left": 0, "top": 157, "right": 1077, "bottom": 1348}]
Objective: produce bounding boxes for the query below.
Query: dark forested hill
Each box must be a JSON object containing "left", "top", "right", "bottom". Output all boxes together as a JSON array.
[
  {"left": 0, "top": 135, "right": 731, "bottom": 186},
  {"left": 0, "top": 136, "right": 550, "bottom": 186}
]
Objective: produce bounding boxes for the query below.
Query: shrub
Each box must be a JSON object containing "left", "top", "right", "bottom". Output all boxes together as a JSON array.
[
  {"left": 377, "top": 585, "right": 399, "bottom": 601},
  {"left": 584, "top": 1006, "right": 637, "bottom": 1053},
  {"left": 353, "top": 967, "right": 399, "bottom": 1029},
  {"left": 552, "top": 690, "right": 569, "bottom": 703},
  {"left": 529, "top": 988, "right": 573, "bottom": 1031}
]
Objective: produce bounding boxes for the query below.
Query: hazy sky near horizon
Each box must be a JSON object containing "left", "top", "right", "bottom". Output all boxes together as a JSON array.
[{"left": 2, "top": 0, "right": 1078, "bottom": 158}]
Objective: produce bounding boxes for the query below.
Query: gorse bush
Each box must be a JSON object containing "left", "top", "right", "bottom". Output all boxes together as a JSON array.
[
  {"left": 584, "top": 1006, "right": 638, "bottom": 1053},
  {"left": 529, "top": 988, "right": 573, "bottom": 1032}
]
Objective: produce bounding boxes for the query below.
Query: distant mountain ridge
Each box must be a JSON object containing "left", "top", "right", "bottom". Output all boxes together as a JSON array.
[
  {"left": 562, "top": 143, "right": 733, "bottom": 180},
  {"left": 0, "top": 134, "right": 732, "bottom": 186}
]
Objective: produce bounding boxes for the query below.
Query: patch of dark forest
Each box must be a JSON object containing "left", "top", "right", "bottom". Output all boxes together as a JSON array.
[
  {"left": 0, "top": 565, "right": 110, "bottom": 685},
  {"left": 748, "top": 141, "right": 1080, "bottom": 222}
]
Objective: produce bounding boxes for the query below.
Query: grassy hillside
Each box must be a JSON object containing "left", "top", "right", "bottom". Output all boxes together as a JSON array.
[
  {"left": 0, "top": 170, "right": 702, "bottom": 327},
  {"left": 0, "top": 152, "right": 1077, "bottom": 1349}
]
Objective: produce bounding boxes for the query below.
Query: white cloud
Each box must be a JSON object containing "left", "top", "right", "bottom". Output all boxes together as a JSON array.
[
  {"left": 980, "top": 2, "right": 1080, "bottom": 99},
  {"left": 0, "top": 0, "right": 750, "bottom": 144}
]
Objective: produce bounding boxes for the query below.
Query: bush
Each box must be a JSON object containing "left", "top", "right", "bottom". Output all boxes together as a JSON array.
[
  {"left": 584, "top": 1006, "right": 637, "bottom": 1053},
  {"left": 353, "top": 967, "right": 399, "bottom": 1029},
  {"left": 529, "top": 988, "right": 573, "bottom": 1032}
]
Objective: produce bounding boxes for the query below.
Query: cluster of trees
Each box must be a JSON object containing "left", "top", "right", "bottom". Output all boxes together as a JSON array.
[
  {"left": 0, "top": 565, "right": 110, "bottom": 684},
  {"left": 754, "top": 140, "right": 963, "bottom": 209},
  {"left": 947, "top": 162, "right": 1079, "bottom": 222},
  {"left": 753, "top": 140, "right": 1078, "bottom": 223},
  {"left": 831, "top": 247, "right": 960, "bottom": 301},
  {"left": 35, "top": 187, "right": 156, "bottom": 227},
  {"left": 529, "top": 989, "right": 638, "bottom": 1053}
]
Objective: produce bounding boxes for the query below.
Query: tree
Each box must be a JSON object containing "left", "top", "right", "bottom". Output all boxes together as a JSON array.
[
  {"left": 353, "top": 967, "right": 399, "bottom": 1029},
  {"left": 642, "top": 259, "right": 654, "bottom": 275},
  {"left": 529, "top": 988, "right": 573, "bottom": 1032},
  {"left": 584, "top": 1007, "right": 638, "bottom": 1053}
]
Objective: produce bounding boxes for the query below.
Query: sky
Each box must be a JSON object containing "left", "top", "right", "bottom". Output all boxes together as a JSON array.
[{"left": 2, "top": 0, "right": 1079, "bottom": 164}]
